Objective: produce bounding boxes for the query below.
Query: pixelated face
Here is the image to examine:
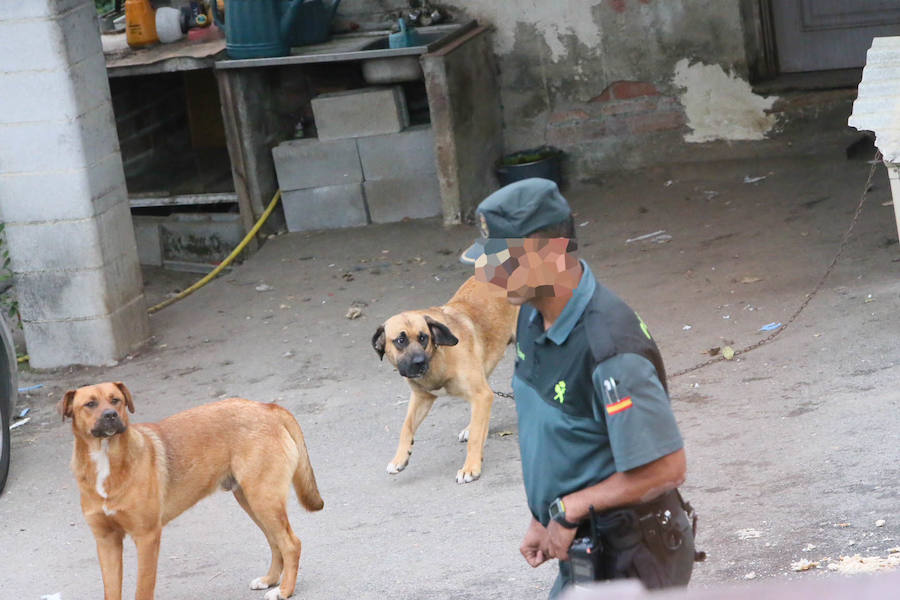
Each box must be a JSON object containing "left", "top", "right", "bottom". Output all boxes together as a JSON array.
[
  {"left": 474, "top": 237, "right": 578, "bottom": 304},
  {"left": 58, "top": 382, "right": 135, "bottom": 439},
  {"left": 372, "top": 313, "right": 459, "bottom": 378}
]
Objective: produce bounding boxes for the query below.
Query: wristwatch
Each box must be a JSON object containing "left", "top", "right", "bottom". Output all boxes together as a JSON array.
[{"left": 548, "top": 497, "right": 580, "bottom": 529}]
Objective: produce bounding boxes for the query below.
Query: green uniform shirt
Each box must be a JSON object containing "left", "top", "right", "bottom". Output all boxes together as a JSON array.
[{"left": 512, "top": 261, "right": 684, "bottom": 526}]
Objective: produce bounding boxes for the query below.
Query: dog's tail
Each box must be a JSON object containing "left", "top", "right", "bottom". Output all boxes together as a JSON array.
[{"left": 277, "top": 408, "right": 324, "bottom": 512}]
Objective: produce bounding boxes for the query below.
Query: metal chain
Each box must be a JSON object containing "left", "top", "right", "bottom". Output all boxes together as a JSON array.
[
  {"left": 493, "top": 151, "right": 883, "bottom": 395},
  {"left": 669, "top": 150, "right": 882, "bottom": 379}
]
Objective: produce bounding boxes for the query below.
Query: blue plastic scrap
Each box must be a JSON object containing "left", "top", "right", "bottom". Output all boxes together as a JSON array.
[
  {"left": 759, "top": 322, "right": 782, "bottom": 332},
  {"left": 17, "top": 384, "right": 43, "bottom": 393}
]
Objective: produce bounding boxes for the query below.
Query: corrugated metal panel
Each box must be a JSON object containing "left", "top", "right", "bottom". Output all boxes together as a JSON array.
[{"left": 849, "top": 36, "right": 900, "bottom": 163}]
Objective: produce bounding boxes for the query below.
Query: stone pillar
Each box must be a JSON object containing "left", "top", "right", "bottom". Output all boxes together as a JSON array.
[
  {"left": 0, "top": 0, "right": 149, "bottom": 368},
  {"left": 883, "top": 162, "right": 900, "bottom": 241}
]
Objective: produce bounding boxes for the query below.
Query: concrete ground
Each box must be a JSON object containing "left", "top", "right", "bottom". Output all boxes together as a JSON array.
[{"left": 1, "top": 150, "right": 898, "bottom": 599}]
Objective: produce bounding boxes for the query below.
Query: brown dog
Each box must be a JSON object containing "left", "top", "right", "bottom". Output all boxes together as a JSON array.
[
  {"left": 372, "top": 277, "right": 518, "bottom": 483},
  {"left": 59, "top": 382, "right": 323, "bottom": 600}
]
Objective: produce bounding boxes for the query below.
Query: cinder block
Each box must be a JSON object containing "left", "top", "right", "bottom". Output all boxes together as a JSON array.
[
  {"left": 311, "top": 87, "right": 409, "bottom": 141},
  {"left": 15, "top": 254, "right": 143, "bottom": 322},
  {"left": 96, "top": 199, "right": 140, "bottom": 265},
  {"left": 132, "top": 216, "right": 165, "bottom": 266},
  {"left": 22, "top": 294, "right": 148, "bottom": 369},
  {"left": 357, "top": 125, "right": 436, "bottom": 181},
  {"left": 0, "top": 153, "right": 126, "bottom": 223},
  {"left": 282, "top": 184, "right": 368, "bottom": 231},
  {"left": 272, "top": 138, "right": 362, "bottom": 191},
  {"left": 0, "top": 1, "right": 99, "bottom": 73},
  {"left": 0, "top": 0, "right": 88, "bottom": 20},
  {"left": 4, "top": 197, "right": 133, "bottom": 272},
  {"left": 364, "top": 177, "right": 441, "bottom": 223},
  {"left": 0, "top": 51, "right": 109, "bottom": 123},
  {"left": 0, "top": 102, "right": 120, "bottom": 174},
  {"left": 159, "top": 213, "right": 244, "bottom": 264}
]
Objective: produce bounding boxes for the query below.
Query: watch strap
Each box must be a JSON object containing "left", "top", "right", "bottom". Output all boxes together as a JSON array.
[{"left": 550, "top": 498, "right": 580, "bottom": 529}]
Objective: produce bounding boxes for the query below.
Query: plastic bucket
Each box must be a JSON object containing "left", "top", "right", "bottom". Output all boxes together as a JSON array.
[{"left": 495, "top": 147, "right": 563, "bottom": 187}]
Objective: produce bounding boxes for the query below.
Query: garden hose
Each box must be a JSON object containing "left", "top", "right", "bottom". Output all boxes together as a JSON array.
[
  {"left": 147, "top": 189, "right": 282, "bottom": 314},
  {"left": 16, "top": 189, "right": 283, "bottom": 364}
]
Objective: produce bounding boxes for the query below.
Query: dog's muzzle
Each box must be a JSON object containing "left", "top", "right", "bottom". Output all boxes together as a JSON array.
[
  {"left": 398, "top": 353, "right": 429, "bottom": 379},
  {"left": 91, "top": 410, "right": 127, "bottom": 438}
]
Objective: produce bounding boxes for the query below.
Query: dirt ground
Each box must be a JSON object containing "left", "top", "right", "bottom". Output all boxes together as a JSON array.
[{"left": 1, "top": 150, "right": 898, "bottom": 599}]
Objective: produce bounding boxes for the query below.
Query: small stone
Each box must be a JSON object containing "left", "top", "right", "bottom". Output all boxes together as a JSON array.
[
  {"left": 256, "top": 284, "right": 274, "bottom": 292},
  {"left": 876, "top": 520, "right": 886, "bottom": 527},
  {"left": 346, "top": 307, "right": 363, "bottom": 320},
  {"left": 744, "top": 572, "right": 756, "bottom": 580}
]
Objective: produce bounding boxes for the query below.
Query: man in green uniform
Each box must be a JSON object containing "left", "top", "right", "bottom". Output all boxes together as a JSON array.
[{"left": 461, "top": 178, "right": 698, "bottom": 597}]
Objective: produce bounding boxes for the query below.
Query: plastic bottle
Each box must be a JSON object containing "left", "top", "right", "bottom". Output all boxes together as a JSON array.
[{"left": 125, "top": 0, "right": 159, "bottom": 48}]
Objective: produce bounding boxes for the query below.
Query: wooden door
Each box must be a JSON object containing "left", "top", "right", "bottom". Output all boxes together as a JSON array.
[{"left": 772, "top": 0, "right": 900, "bottom": 72}]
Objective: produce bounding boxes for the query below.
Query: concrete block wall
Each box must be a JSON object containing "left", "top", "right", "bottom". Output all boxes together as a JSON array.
[
  {"left": 0, "top": 0, "right": 149, "bottom": 367},
  {"left": 273, "top": 138, "right": 368, "bottom": 231},
  {"left": 273, "top": 125, "right": 441, "bottom": 230},
  {"left": 357, "top": 125, "right": 441, "bottom": 223},
  {"left": 311, "top": 86, "right": 410, "bottom": 141}
]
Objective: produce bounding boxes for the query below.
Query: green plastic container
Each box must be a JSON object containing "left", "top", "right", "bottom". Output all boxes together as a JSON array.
[
  {"left": 283, "top": 0, "right": 341, "bottom": 46},
  {"left": 212, "top": 0, "right": 305, "bottom": 59}
]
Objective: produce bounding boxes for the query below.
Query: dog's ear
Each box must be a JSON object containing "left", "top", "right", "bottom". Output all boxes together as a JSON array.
[
  {"left": 113, "top": 381, "right": 134, "bottom": 413},
  {"left": 424, "top": 315, "right": 459, "bottom": 347},
  {"left": 372, "top": 325, "right": 386, "bottom": 360},
  {"left": 58, "top": 390, "right": 76, "bottom": 422}
]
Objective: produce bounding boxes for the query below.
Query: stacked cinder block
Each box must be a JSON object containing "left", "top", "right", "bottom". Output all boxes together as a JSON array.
[
  {"left": 0, "top": 0, "right": 149, "bottom": 368},
  {"left": 273, "top": 86, "right": 441, "bottom": 231}
]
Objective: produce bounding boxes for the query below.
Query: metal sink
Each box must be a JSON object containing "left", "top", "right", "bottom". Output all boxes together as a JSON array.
[
  {"left": 357, "top": 24, "right": 476, "bottom": 83},
  {"left": 359, "top": 32, "right": 450, "bottom": 52},
  {"left": 216, "top": 21, "right": 476, "bottom": 70}
]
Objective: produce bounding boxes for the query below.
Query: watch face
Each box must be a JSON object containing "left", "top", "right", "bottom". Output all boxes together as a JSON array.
[{"left": 549, "top": 498, "right": 563, "bottom": 520}]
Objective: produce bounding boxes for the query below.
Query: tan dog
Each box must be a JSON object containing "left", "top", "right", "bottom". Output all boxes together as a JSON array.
[
  {"left": 59, "top": 382, "right": 323, "bottom": 600},
  {"left": 372, "top": 277, "right": 518, "bottom": 483}
]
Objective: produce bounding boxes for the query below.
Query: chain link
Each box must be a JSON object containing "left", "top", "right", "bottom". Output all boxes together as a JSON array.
[{"left": 493, "top": 151, "right": 883, "bottom": 395}]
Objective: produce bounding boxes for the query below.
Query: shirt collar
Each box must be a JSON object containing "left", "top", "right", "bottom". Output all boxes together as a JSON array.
[{"left": 528, "top": 259, "right": 596, "bottom": 345}]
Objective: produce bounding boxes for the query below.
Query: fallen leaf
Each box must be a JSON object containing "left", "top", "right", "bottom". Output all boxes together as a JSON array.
[
  {"left": 723, "top": 346, "right": 735, "bottom": 360},
  {"left": 791, "top": 559, "right": 819, "bottom": 571},
  {"left": 740, "top": 276, "right": 762, "bottom": 284},
  {"left": 497, "top": 431, "right": 514, "bottom": 437}
]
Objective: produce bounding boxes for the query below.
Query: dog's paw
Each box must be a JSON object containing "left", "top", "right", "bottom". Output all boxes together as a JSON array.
[
  {"left": 457, "top": 428, "right": 470, "bottom": 442},
  {"left": 264, "top": 587, "right": 291, "bottom": 600},
  {"left": 456, "top": 467, "right": 481, "bottom": 484},
  {"left": 386, "top": 460, "right": 407, "bottom": 474},
  {"left": 250, "top": 576, "right": 278, "bottom": 590}
]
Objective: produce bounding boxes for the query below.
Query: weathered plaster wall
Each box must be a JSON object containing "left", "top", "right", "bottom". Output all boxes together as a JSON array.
[{"left": 339, "top": 0, "right": 783, "bottom": 176}]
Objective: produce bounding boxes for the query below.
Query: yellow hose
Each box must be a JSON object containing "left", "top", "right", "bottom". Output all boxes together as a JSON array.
[
  {"left": 16, "top": 190, "right": 282, "bottom": 363},
  {"left": 147, "top": 189, "right": 282, "bottom": 314}
]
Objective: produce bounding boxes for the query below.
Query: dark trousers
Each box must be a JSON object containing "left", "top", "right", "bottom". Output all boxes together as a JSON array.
[{"left": 549, "top": 490, "right": 696, "bottom": 599}]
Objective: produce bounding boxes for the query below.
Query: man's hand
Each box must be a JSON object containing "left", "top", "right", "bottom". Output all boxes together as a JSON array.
[
  {"left": 546, "top": 519, "right": 578, "bottom": 561},
  {"left": 520, "top": 517, "right": 550, "bottom": 567}
]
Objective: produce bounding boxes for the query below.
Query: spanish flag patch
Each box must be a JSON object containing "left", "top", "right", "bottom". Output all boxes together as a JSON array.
[{"left": 606, "top": 396, "right": 633, "bottom": 415}]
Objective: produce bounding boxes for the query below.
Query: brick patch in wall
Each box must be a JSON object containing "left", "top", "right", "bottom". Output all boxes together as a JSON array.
[
  {"left": 591, "top": 80, "right": 660, "bottom": 103},
  {"left": 546, "top": 88, "right": 684, "bottom": 147},
  {"left": 626, "top": 110, "right": 686, "bottom": 134},
  {"left": 605, "top": 0, "right": 652, "bottom": 14},
  {"left": 547, "top": 120, "right": 608, "bottom": 147},
  {"left": 596, "top": 97, "right": 660, "bottom": 117}
]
